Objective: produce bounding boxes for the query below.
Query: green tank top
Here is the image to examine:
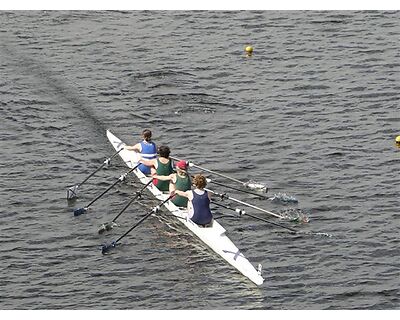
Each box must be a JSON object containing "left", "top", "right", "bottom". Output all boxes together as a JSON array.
[
  {"left": 155, "top": 158, "right": 173, "bottom": 191},
  {"left": 172, "top": 174, "right": 192, "bottom": 207}
]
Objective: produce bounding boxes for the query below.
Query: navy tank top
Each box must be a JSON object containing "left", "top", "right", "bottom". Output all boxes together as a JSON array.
[{"left": 191, "top": 190, "right": 212, "bottom": 225}]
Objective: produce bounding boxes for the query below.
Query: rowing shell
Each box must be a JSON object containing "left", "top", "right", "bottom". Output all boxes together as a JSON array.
[{"left": 106, "top": 130, "right": 264, "bottom": 286}]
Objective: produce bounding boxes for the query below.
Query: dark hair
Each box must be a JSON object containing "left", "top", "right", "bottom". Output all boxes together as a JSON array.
[
  {"left": 158, "top": 145, "right": 170, "bottom": 158},
  {"left": 193, "top": 174, "right": 207, "bottom": 189},
  {"left": 142, "top": 129, "right": 152, "bottom": 142}
]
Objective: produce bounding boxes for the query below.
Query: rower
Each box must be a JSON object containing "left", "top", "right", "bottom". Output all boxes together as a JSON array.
[
  {"left": 175, "top": 174, "right": 213, "bottom": 227},
  {"left": 139, "top": 145, "right": 174, "bottom": 192},
  {"left": 170, "top": 161, "right": 192, "bottom": 207},
  {"left": 153, "top": 160, "right": 192, "bottom": 207},
  {"left": 125, "top": 129, "right": 157, "bottom": 175}
]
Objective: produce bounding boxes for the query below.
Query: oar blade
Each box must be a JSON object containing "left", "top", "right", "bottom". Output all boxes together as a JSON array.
[
  {"left": 73, "top": 207, "right": 88, "bottom": 216},
  {"left": 98, "top": 224, "right": 107, "bottom": 234},
  {"left": 67, "top": 185, "right": 79, "bottom": 200},
  {"left": 98, "top": 222, "right": 117, "bottom": 234},
  {"left": 101, "top": 241, "right": 117, "bottom": 254},
  {"left": 244, "top": 181, "right": 268, "bottom": 192}
]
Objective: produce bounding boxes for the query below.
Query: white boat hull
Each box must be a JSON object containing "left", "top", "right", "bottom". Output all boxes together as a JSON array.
[{"left": 106, "top": 130, "right": 264, "bottom": 286}]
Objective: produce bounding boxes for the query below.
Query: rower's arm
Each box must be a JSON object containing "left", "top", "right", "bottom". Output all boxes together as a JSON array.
[
  {"left": 140, "top": 158, "right": 156, "bottom": 167},
  {"left": 175, "top": 190, "right": 189, "bottom": 199},
  {"left": 153, "top": 173, "right": 174, "bottom": 181},
  {"left": 125, "top": 143, "right": 141, "bottom": 152},
  {"left": 175, "top": 190, "right": 191, "bottom": 199}
]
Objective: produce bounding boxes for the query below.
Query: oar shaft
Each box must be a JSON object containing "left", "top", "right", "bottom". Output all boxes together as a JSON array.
[
  {"left": 112, "top": 180, "right": 153, "bottom": 222},
  {"left": 78, "top": 165, "right": 104, "bottom": 187},
  {"left": 206, "top": 188, "right": 283, "bottom": 219},
  {"left": 114, "top": 195, "right": 174, "bottom": 244},
  {"left": 86, "top": 164, "right": 139, "bottom": 208},
  {"left": 86, "top": 179, "right": 119, "bottom": 207},
  {"left": 244, "top": 212, "right": 330, "bottom": 237},
  {"left": 193, "top": 164, "right": 244, "bottom": 184},
  {"left": 115, "top": 210, "right": 154, "bottom": 243},
  {"left": 170, "top": 156, "right": 245, "bottom": 185},
  {"left": 78, "top": 148, "right": 124, "bottom": 187},
  {"left": 231, "top": 197, "right": 282, "bottom": 219},
  {"left": 211, "top": 201, "right": 297, "bottom": 234},
  {"left": 245, "top": 212, "right": 297, "bottom": 233}
]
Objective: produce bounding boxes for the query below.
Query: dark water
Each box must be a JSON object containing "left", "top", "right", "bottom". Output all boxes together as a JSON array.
[{"left": 1, "top": 11, "right": 399, "bottom": 310}]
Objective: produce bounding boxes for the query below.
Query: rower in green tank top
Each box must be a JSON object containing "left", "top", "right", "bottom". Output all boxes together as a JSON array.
[
  {"left": 139, "top": 145, "right": 173, "bottom": 192},
  {"left": 150, "top": 160, "right": 192, "bottom": 206},
  {"left": 170, "top": 161, "right": 192, "bottom": 207},
  {"left": 155, "top": 157, "right": 173, "bottom": 191}
]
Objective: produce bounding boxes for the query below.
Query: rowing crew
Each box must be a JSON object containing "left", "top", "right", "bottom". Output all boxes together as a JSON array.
[{"left": 124, "top": 129, "right": 213, "bottom": 228}]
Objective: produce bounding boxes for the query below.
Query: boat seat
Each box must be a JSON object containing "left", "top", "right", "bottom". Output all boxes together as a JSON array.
[{"left": 197, "top": 219, "right": 214, "bottom": 228}]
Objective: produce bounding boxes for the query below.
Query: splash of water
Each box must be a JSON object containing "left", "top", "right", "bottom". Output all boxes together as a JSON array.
[
  {"left": 280, "top": 208, "right": 310, "bottom": 224},
  {"left": 269, "top": 192, "right": 298, "bottom": 204}
]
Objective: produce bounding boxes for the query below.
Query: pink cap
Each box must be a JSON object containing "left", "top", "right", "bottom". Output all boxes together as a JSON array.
[{"left": 176, "top": 160, "right": 188, "bottom": 170}]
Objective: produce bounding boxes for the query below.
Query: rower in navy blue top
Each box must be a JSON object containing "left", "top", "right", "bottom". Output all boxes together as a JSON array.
[
  {"left": 191, "top": 189, "right": 212, "bottom": 225},
  {"left": 125, "top": 129, "right": 157, "bottom": 175},
  {"left": 174, "top": 174, "right": 213, "bottom": 227}
]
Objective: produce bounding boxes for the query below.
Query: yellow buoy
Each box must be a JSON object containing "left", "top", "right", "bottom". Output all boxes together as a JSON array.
[
  {"left": 245, "top": 45, "right": 253, "bottom": 56},
  {"left": 396, "top": 135, "right": 400, "bottom": 145}
]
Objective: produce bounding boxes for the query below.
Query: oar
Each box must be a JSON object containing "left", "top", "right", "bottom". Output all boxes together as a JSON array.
[
  {"left": 67, "top": 148, "right": 124, "bottom": 200},
  {"left": 212, "top": 201, "right": 331, "bottom": 237},
  {"left": 205, "top": 187, "right": 284, "bottom": 219},
  {"left": 206, "top": 177, "right": 298, "bottom": 203},
  {"left": 211, "top": 201, "right": 297, "bottom": 234},
  {"left": 98, "top": 179, "right": 153, "bottom": 234},
  {"left": 170, "top": 156, "right": 267, "bottom": 191},
  {"left": 73, "top": 163, "right": 140, "bottom": 216},
  {"left": 101, "top": 194, "right": 175, "bottom": 254},
  {"left": 205, "top": 177, "right": 270, "bottom": 199}
]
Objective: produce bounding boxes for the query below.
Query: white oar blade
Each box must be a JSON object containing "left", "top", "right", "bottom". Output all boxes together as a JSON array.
[
  {"left": 67, "top": 185, "right": 79, "bottom": 200},
  {"left": 244, "top": 181, "right": 268, "bottom": 192}
]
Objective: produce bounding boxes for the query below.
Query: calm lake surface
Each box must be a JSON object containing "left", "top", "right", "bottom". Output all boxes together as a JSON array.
[{"left": 0, "top": 10, "right": 399, "bottom": 309}]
